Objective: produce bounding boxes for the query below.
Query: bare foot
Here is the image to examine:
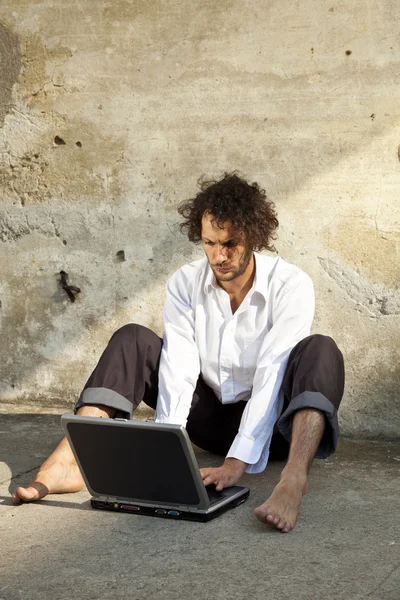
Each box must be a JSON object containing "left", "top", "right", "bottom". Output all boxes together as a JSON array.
[
  {"left": 12, "top": 462, "right": 84, "bottom": 503},
  {"left": 254, "top": 469, "right": 308, "bottom": 533},
  {"left": 12, "top": 437, "right": 84, "bottom": 503}
]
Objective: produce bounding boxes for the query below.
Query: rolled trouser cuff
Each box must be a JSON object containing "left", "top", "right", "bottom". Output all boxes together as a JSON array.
[
  {"left": 276, "top": 391, "right": 338, "bottom": 459},
  {"left": 74, "top": 387, "right": 133, "bottom": 418}
]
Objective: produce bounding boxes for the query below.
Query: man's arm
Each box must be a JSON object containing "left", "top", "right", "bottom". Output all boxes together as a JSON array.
[
  {"left": 201, "top": 274, "right": 315, "bottom": 488},
  {"left": 155, "top": 268, "right": 200, "bottom": 426},
  {"left": 227, "top": 273, "right": 315, "bottom": 473}
]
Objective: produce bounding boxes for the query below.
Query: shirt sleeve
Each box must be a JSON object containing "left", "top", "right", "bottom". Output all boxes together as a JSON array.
[
  {"left": 154, "top": 268, "right": 200, "bottom": 426},
  {"left": 226, "top": 273, "right": 315, "bottom": 473}
]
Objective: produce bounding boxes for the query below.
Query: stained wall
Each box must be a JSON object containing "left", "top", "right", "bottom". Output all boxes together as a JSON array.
[{"left": 0, "top": 1, "right": 399, "bottom": 437}]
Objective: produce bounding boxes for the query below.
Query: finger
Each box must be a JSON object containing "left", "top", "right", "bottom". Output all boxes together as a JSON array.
[
  {"left": 199, "top": 469, "right": 208, "bottom": 480},
  {"left": 216, "top": 474, "right": 230, "bottom": 491},
  {"left": 199, "top": 468, "right": 214, "bottom": 480},
  {"left": 202, "top": 474, "right": 218, "bottom": 487},
  {"left": 200, "top": 473, "right": 216, "bottom": 484}
]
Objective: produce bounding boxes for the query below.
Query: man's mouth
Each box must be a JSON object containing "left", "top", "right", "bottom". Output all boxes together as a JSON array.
[{"left": 215, "top": 266, "right": 231, "bottom": 273}]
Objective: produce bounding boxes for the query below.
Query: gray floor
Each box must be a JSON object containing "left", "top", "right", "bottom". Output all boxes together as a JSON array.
[{"left": 0, "top": 414, "right": 399, "bottom": 600}]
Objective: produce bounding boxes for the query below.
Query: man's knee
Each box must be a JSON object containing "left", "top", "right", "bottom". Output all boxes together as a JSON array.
[
  {"left": 109, "top": 323, "right": 158, "bottom": 346},
  {"left": 298, "top": 334, "right": 343, "bottom": 361},
  {"left": 305, "top": 333, "right": 337, "bottom": 348}
]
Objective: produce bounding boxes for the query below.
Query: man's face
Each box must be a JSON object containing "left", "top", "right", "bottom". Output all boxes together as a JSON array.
[{"left": 201, "top": 213, "right": 253, "bottom": 283}]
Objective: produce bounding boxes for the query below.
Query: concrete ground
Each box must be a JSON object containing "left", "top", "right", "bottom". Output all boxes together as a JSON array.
[{"left": 0, "top": 414, "right": 399, "bottom": 600}]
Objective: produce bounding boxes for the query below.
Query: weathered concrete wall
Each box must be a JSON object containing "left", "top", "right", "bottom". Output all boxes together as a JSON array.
[{"left": 0, "top": 1, "right": 399, "bottom": 438}]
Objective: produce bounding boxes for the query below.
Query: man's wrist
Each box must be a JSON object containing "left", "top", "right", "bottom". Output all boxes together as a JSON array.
[{"left": 224, "top": 457, "right": 247, "bottom": 474}]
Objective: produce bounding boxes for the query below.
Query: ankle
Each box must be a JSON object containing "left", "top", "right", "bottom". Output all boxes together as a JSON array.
[{"left": 280, "top": 464, "right": 308, "bottom": 484}]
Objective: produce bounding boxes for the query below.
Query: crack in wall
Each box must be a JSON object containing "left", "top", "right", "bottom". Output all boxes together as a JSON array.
[
  {"left": 0, "top": 210, "right": 61, "bottom": 243},
  {"left": 24, "top": 45, "right": 76, "bottom": 101},
  {"left": 50, "top": 214, "right": 60, "bottom": 238},
  {"left": 318, "top": 257, "right": 400, "bottom": 317}
]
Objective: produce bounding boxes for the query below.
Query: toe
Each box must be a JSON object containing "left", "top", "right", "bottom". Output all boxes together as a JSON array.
[
  {"left": 282, "top": 522, "right": 292, "bottom": 533},
  {"left": 16, "top": 484, "right": 48, "bottom": 502},
  {"left": 272, "top": 515, "right": 280, "bottom": 525},
  {"left": 11, "top": 491, "right": 21, "bottom": 504},
  {"left": 16, "top": 486, "right": 39, "bottom": 502},
  {"left": 253, "top": 505, "right": 268, "bottom": 522},
  {"left": 265, "top": 513, "right": 276, "bottom": 524}
]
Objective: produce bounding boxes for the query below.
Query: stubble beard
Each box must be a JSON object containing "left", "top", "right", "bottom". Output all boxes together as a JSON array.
[{"left": 212, "top": 248, "right": 253, "bottom": 283}]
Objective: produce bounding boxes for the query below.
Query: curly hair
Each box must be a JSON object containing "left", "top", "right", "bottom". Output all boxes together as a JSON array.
[{"left": 177, "top": 172, "right": 279, "bottom": 252}]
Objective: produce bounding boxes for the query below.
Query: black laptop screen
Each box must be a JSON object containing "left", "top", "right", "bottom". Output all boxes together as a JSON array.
[{"left": 67, "top": 422, "right": 200, "bottom": 505}]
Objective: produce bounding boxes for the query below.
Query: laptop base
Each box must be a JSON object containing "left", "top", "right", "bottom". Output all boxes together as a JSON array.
[{"left": 91, "top": 489, "right": 250, "bottom": 522}]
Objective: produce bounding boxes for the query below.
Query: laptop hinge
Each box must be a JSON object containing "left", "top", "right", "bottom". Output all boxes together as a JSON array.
[
  {"left": 99, "top": 496, "right": 117, "bottom": 503},
  {"left": 178, "top": 505, "right": 203, "bottom": 512}
]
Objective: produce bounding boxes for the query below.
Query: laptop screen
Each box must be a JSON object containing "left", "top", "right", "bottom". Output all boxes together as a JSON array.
[{"left": 67, "top": 421, "right": 201, "bottom": 505}]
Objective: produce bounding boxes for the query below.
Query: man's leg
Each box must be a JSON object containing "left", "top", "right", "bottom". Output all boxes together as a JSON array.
[
  {"left": 12, "top": 404, "right": 116, "bottom": 503},
  {"left": 186, "top": 375, "right": 247, "bottom": 455},
  {"left": 254, "top": 408, "right": 324, "bottom": 532},
  {"left": 13, "top": 324, "right": 162, "bottom": 503},
  {"left": 254, "top": 334, "right": 345, "bottom": 532}
]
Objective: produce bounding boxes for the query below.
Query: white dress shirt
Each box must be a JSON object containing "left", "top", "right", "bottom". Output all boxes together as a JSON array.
[{"left": 155, "top": 252, "right": 315, "bottom": 473}]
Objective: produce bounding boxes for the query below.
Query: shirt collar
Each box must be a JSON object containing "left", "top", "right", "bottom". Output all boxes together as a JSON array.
[
  {"left": 204, "top": 262, "right": 217, "bottom": 293},
  {"left": 252, "top": 252, "right": 269, "bottom": 301},
  {"left": 203, "top": 252, "right": 268, "bottom": 302}
]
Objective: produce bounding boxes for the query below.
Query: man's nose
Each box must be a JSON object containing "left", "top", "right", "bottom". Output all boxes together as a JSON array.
[{"left": 215, "top": 244, "right": 227, "bottom": 263}]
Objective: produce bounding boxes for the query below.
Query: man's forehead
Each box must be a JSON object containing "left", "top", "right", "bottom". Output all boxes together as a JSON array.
[{"left": 201, "top": 213, "right": 243, "bottom": 240}]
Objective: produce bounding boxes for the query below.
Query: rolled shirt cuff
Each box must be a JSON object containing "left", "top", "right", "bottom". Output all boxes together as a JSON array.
[
  {"left": 75, "top": 387, "right": 133, "bottom": 418},
  {"left": 277, "top": 390, "right": 339, "bottom": 459},
  {"left": 155, "top": 414, "right": 188, "bottom": 427},
  {"left": 226, "top": 431, "right": 272, "bottom": 474}
]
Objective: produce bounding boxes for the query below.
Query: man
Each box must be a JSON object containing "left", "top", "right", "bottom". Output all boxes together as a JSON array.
[{"left": 13, "top": 173, "right": 344, "bottom": 533}]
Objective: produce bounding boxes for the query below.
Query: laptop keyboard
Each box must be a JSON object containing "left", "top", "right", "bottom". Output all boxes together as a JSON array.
[{"left": 206, "top": 486, "right": 228, "bottom": 505}]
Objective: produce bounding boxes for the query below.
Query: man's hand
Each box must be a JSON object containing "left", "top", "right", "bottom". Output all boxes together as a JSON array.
[{"left": 200, "top": 458, "right": 247, "bottom": 491}]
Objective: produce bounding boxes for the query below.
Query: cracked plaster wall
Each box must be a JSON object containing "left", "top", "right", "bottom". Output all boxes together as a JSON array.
[{"left": 0, "top": 0, "right": 399, "bottom": 439}]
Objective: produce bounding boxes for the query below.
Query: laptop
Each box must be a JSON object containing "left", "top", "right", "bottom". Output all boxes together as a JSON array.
[{"left": 61, "top": 415, "right": 250, "bottom": 522}]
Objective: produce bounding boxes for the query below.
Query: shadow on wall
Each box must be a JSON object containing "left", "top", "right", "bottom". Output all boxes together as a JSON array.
[
  {"left": 0, "top": 212, "right": 196, "bottom": 406},
  {"left": 0, "top": 22, "right": 21, "bottom": 127},
  {"left": 0, "top": 142, "right": 398, "bottom": 409},
  {"left": 340, "top": 362, "right": 400, "bottom": 440},
  {"left": 0, "top": 6, "right": 399, "bottom": 416}
]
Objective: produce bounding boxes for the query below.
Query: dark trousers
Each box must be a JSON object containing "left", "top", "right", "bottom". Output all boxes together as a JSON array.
[{"left": 75, "top": 325, "right": 345, "bottom": 461}]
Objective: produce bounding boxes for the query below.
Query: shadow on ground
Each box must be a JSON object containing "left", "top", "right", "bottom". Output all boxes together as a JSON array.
[{"left": 1, "top": 413, "right": 400, "bottom": 600}]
